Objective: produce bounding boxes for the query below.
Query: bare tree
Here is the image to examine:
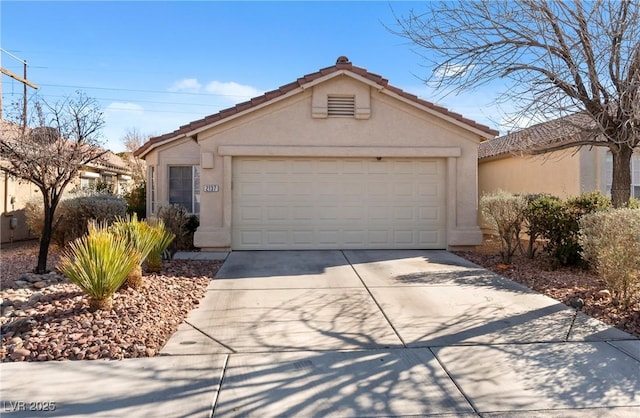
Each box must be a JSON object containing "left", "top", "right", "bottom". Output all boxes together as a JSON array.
[
  {"left": 392, "top": 0, "right": 640, "bottom": 207},
  {"left": 119, "top": 127, "right": 148, "bottom": 186},
  {"left": 0, "top": 92, "right": 106, "bottom": 273}
]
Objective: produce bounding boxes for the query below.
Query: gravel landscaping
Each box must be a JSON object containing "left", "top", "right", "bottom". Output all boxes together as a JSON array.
[
  {"left": 1, "top": 240, "right": 221, "bottom": 362},
  {"left": 1, "top": 239, "right": 637, "bottom": 363}
]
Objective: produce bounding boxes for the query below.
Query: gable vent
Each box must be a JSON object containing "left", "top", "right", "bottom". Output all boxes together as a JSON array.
[{"left": 327, "top": 95, "right": 355, "bottom": 117}]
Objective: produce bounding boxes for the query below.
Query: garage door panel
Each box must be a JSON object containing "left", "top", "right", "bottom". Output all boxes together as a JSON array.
[
  {"left": 393, "top": 207, "right": 415, "bottom": 221},
  {"left": 266, "top": 230, "right": 288, "bottom": 245},
  {"left": 420, "top": 207, "right": 440, "bottom": 221},
  {"left": 233, "top": 157, "right": 446, "bottom": 249},
  {"left": 292, "top": 230, "right": 313, "bottom": 244},
  {"left": 266, "top": 206, "right": 289, "bottom": 221},
  {"left": 292, "top": 206, "right": 314, "bottom": 220},
  {"left": 239, "top": 206, "right": 262, "bottom": 221}
]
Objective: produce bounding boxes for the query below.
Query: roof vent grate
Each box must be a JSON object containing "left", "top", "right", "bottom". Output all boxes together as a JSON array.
[{"left": 327, "top": 95, "right": 355, "bottom": 117}]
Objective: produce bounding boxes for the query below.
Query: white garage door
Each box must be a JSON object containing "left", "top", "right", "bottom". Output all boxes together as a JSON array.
[{"left": 232, "top": 157, "right": 447, "bottom": 249}]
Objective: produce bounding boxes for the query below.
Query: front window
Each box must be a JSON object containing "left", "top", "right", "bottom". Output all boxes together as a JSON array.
[
  {"left": 168, "top": 165, "right": 200, "bottom": 214},
  {"left": 80, "top": 177, "right": 96, "bottom": 190},
  {"left": 605, "top": 152, "right": 640, "bottom": 198}
]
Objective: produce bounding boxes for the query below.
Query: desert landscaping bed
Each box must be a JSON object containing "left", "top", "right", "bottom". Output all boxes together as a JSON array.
[
  {"left": 1, "top": 241, "right": 221, "bottom": 362},
  {"left": 1, "top": 239, "right": 637, "bottom": 363}
]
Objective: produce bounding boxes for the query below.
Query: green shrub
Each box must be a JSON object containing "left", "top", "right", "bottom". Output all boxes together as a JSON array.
[
  {"left": 522, "top": 193, "right": 559, "bottom": 259},
  {"left": 110, "top": 214, "right": 162, "bottom": 289},
  {"left": 579, "top": 208, "right": 640, "bottom": 305},
  {"left": 124, "top": 183, "right": 146, "bottom": 219},
  {"left": 480, "top": 190, "right": 527, "bottom": 263},
  {"left": 145, "top": 218, "right": 176, "bottom": 273},
  {"left": 156, "top": 204, "right": 199, "bottom": 252},
  {"left": 25, "top": 193, "right": 127, "bottom": 246},
  {"left": 566, "top": 191, "right": 612, "bottom": 216},
  {"left": 627, "top": 198, "right": 640, "bottom": 209},
  {"left": 58, "top": 223, "right": 141, "bottom": 311},
  {"left": 531, "top": 192, "right": 611, "bottom": 267}
]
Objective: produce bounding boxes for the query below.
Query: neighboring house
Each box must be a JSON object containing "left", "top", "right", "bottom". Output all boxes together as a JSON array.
[
  {"left": 478, "top": 113, "right": 640, "bottom": 199},
  {"left": 0, "top": 120, "right": 132, "bottom": 244},
  {"left": 135, "top": 57, "right": 498, "bottom": 251}
]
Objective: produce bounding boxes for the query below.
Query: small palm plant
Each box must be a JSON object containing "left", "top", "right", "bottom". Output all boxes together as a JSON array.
[
  {"left": 146, "top": 218, "right": 176, "bottom": 273},
  {"left": 58, "top": 223, "right": 141, "bottom": 311},
  {"left": 110, "top": 214, "right": 162, "bottom": 289}
]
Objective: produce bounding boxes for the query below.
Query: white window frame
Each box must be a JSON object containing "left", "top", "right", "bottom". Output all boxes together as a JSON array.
[
  {"left": 168, "top": 165, "right": 200, "bottom": 214},
  {"left": 605, "top": 152, "right": 640, "bottom": 198},
  {"left": 148, "top": 166, "right": 156, "bottom": 215}
]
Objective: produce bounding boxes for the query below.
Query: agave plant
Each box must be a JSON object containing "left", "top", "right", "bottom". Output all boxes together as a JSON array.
[
  {"left": 58, "top": 223, "right": 141, "bottom": 311},
  {"left": 110, "top": 214, "right": 162, "bottom": 289},
  {"left": 146, "top": 218, "right": 176, "bottom": 273}
]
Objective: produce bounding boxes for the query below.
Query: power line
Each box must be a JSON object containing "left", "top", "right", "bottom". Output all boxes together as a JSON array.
[
  {"left": 3, "top": 91, "right": 232, "bottom": 108},
  {"left": 35, "top": 82, "right": 257, "bottom": 99}
]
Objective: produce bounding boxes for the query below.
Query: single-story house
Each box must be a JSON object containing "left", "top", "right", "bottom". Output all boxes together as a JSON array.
[
  {"left": 0, "top": 120, "right": 133, "bottom": 244},
  {"left": 135, "top": 56, "right": 498, "bottom": 251},
  {"left": 478, "top": 113, "right": 640, "bottom": 199}
]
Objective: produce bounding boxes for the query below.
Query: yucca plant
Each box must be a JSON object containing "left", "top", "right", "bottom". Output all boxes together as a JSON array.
[
  {"left": 110, "top": 214, "right": 162, "bottom": 289},
  {"left": 58, "top": 223, "right": 141, "bottom": 311},
  {"left": 146, "top": 218, "right": 176, "bottom": 273}
]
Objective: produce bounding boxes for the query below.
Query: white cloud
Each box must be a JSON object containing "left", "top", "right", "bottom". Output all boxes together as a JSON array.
[
  {"left": 435, "top": 63, "right": 473, "bottom": 79},
  {"left": 105, "top": 102, "right": 144, "bottom": 114},
  {"left": 168, "top": 78, "right": 202, "bottom": 93},
  {"left": 205, "top": 81, "right": 261, "bottom": 100}
]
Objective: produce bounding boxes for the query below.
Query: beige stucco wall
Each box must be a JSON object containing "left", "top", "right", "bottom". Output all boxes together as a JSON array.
[
  {"left": 1, "top": 171, "right": 40, "bottom": 244},
  {"left": 145, "top": 74, "right": 489, "bottom": 250},
  {"left": 479, "top": 149, "right": 583, "bottom": 199},
  {"left": 478, "top": 147, "right": 613, "bottom": 200}
]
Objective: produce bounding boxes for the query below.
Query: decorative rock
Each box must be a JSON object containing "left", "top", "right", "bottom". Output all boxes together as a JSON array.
[
  {"left": 3, "top": 317, "right": 36, "bottom": 333},
  {"left": 597, "top": 289, "right": 611, "bottom": 299},
  {"left": 9, "top": 336, "right": 23, "bottom": 346},
  {"left": 27, "top": 292, "right": 44, "bottom": 305},
  {"left": 10, "top": 347, "right": 31, "bottom": 360},
  {"left": 33, "top": 281, "right": 47, "bottom": 289},
  {"left": 2, "top": 306, "right": 15, "bottom": 316}
]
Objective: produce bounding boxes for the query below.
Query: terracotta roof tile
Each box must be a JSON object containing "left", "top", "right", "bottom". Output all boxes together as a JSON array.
[
  {"left": 479, "top": 113, "right": 596, "bottom": 160},
  {"left": 135, "top": 58, "right": 498, "bottom": 157},
  {"left": 1, "top": 120, "right": 130, "bottom": 173}
]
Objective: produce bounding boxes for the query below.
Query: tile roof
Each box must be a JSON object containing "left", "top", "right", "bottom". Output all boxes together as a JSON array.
[
  {"left": 0, "top": 119, "right": 130, "bottom": 174},
  {"left": 479, "top": 112, "right": 597, "bottom": 160},
  {"left": 135, "top": 57, "right": 499, "bottom": 157}
]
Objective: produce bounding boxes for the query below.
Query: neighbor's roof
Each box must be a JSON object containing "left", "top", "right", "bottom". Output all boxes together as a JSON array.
[
  {"left": 479, "top": 112, "right": 596, "bottom": 160},
  {"left": 0, "top": 119, "right": 130, "bottom": 174},
  {"left": 135, "top": 57, "right": 499, "bottom": 157}
]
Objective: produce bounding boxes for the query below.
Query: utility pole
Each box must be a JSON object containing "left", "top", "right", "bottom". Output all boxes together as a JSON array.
[{"left": 0, "top": 49, "right": 40, "bottom": 126}]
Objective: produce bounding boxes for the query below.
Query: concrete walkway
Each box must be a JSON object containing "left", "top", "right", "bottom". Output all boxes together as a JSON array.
[{"left": 1, "top": 250, "right": 638, "bottom": 417}]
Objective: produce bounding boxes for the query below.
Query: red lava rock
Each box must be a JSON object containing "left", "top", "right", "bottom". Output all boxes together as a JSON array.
[
  {"left": 10, "top": 347, "right": 30, "bottom": 360},
  {"left": 1, "top": 242, "right": 221, "bottom": 363}
]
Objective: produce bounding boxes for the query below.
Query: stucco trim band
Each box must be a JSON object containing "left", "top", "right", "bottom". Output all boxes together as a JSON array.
[{"left": 217, "top": 145, "right": 462, "bottom": 158}]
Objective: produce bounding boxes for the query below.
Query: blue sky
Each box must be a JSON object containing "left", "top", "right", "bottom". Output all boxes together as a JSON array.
[{"left": 1, "top": 1, "right": 507, "bottom": 153}]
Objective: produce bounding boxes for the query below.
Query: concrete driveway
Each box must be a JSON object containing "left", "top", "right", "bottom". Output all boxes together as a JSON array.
[{"left": 1, "top": 250, "right": 639, "bottom": 417}]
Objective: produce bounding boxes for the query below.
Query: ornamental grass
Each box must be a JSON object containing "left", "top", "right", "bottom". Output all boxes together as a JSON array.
[
  {"left": 58, "top": 223, "right": 142, "bottom": 312},
  {"left": 145, "top": 218, "right": 176, "bottom": 273},
  {"left": 110, "top": 214, "right": 163, "bottom": 289}
]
